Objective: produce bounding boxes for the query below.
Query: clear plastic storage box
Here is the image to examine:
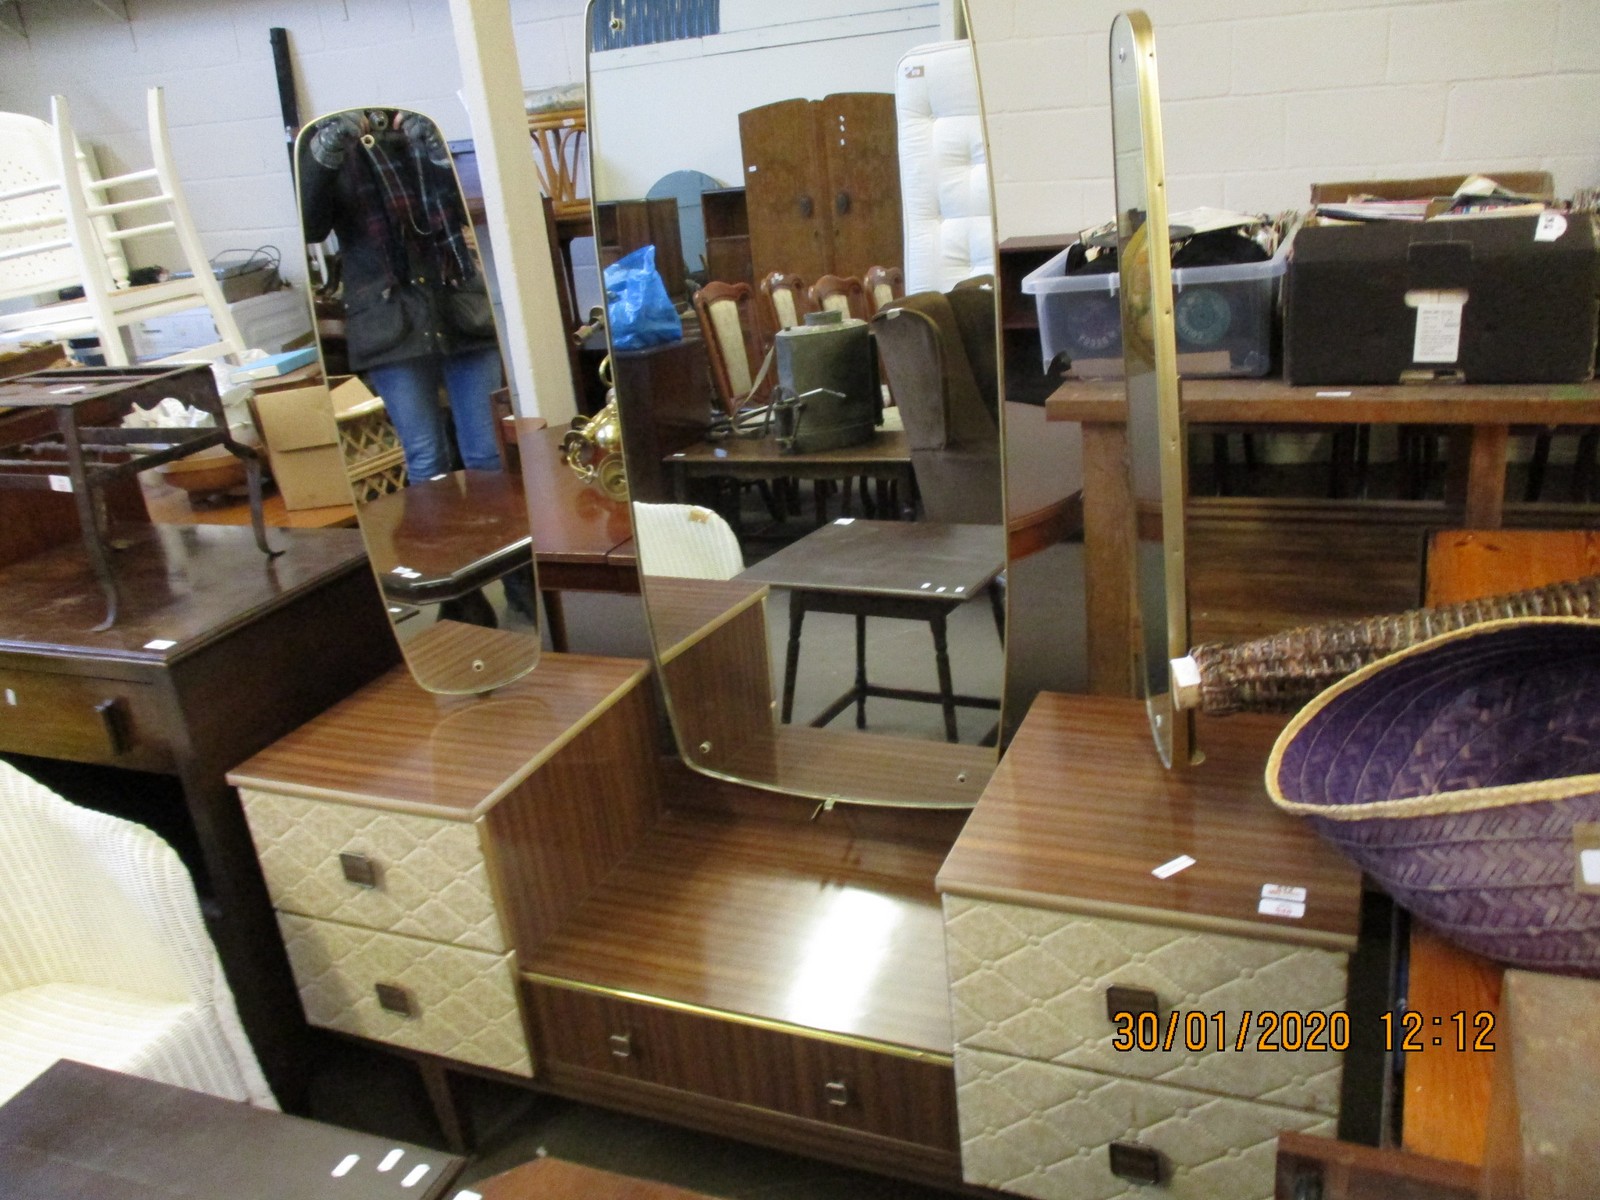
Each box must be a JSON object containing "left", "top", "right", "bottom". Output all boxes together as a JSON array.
[{"left": 1021, "top": 238, "right": 1289, "bottom": 378}]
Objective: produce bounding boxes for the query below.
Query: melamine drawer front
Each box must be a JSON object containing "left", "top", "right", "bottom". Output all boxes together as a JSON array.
[
  {"left": 241, "top": 790, "right": 504, "bottom": 952},
  {"left": 527, "top": 980, "right": 958, "bottom": 1151},
  {"left": 944, "top": 897, "right": 1347, "bottom": 1115},
  {"left": 0, "top": 666, "right": 171, "bottom": 771},
  {"left": 956, "top": 1048, "right": 1333, "bottom": 1200},
  {"left": 279, "top": 913, "right": 531, "bottom": 1076}
]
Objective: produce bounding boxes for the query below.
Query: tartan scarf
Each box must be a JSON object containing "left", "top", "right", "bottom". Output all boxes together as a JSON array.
[{"left": 340, "top": 119, "right": 473, "bottom": 290}]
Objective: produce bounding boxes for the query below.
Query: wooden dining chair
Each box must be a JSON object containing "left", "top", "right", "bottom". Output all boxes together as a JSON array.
[
  {"left": 691, "top": 281, "right": 771, "bottom": 419},
  {"left": 863, "top": 265, "right": 904, "bottom": 315},
  {"left": 756, "top": 271, "right": 814, "bottom": 344},
  {"left": 808, "top": 274, "right": 870, "bottom": 321}
]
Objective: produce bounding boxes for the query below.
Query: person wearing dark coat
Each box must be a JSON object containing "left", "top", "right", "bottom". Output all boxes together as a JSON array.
[{"left": 298, "top": 108, "right": 502, "bottom": 480}]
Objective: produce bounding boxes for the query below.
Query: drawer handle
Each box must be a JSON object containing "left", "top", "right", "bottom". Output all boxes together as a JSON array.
[
  {"left": 374, "top": 982, "right": 416, "bottom": 1018},
  {"left": 823, "top": 1079, "right": 850, "bottom": 1108},
  {"left": 1108, "top": 1141, "right": 1164, "bottom": 1186},
  {"left": 607, "top": 1033, "right": 633, "bottom": 1060},
  {"left": 1106, "top": 984, "right": 1160, "bottom": 1021},
  {"left": 339, "top": 852, "right": 380, "bottom": 889},
  {"left": 94, "top": 698, "right": 131, "bottom": 756}
]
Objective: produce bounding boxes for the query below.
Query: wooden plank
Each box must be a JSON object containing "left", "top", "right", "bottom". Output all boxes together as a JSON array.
[{"left": 1081, "top": 422, "right": 1135, "bottom": 695}]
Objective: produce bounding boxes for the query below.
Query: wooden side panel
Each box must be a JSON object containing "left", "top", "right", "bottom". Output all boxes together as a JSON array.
[
  {"left": 818, "top": 93, "right": 902, "bottom": 280},
  {"left": 527, "top": 981, "right": 959, "bottom": 1153},
  {"left": 740, "top": 99, "right": 830, "bottom": 284},
  {"left": 658, "top": 590, "right": 775, "bottom": 771},
  {"left": 485, "top": 678, "right": 665, "bottom": 956}
]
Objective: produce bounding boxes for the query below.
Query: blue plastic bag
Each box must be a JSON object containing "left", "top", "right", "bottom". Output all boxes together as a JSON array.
[{"left": 603, "top": 245, "right": 682, "bottom": 350}]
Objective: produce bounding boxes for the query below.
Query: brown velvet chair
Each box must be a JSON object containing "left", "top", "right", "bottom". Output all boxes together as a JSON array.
[{"left": 869, "top": 284, "right": 1002, "bottom": 525}]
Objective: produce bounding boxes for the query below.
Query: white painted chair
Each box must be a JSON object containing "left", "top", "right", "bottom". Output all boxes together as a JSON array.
[
  {"left": 630, "top": 502, "right": 744, "bottom": 580},
  {"left": 0, "top": 88, "right": 245, "bottom": 365},
  {"left": 0, "top": 760, "right": 276, "bottom": 1109}
]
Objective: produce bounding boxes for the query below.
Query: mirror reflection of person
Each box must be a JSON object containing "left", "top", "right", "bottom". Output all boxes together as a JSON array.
[{"left": 299, "top": 109, "right": 502, "bottom": 480}]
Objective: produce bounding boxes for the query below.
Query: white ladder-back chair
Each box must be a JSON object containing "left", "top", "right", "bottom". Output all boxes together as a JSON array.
[
  {"left": 0, "top": 760, "right": 276, "bottom": 1109},
  {"left": 0, "top": 88, "right": 245, "bottom": 365}
]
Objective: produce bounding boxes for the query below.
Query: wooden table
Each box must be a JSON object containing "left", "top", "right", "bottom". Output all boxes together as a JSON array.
[
  {"left": 665, "top": 427, "right": 916, "bottom": 526},
  {"left": 1405, "top": 527, "right": 1600, "bottom": 1167},
  {"left": 0, "top": 523, "right": 398, "bottom": 1107},
  {"left": 738, "top": 519, "right": 1005, "bottom": 740},
  {"left": 475, "top": 1158, "right": 715, "bottom": 1200},
  {"left": 1047, "top": 375, "right": 1600, "bottom": 694},
  {"left": 0, "top": 1060, "right": 464, "bottom": 1199}
]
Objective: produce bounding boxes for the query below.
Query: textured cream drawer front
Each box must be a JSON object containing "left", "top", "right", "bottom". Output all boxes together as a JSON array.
[
  {"left": 241, "top": 789, "right": 504, "bottom": 952},
  {"left": 278, "top": 913, "right": 532, "bottom": 1077},
  {"left": 944, "top": 897, "right": 1347, "bottom": 1115},
  {"left": 956, "top": 1048, "right": 1333, "bottom": 1200}
]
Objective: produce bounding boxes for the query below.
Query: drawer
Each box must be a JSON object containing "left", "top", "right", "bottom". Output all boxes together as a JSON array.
[
  {"left": 279, "top": 913, "right": 531, "bottom": 1076},
  {"left": 0, "top": 666, "right": 171, "bottom": 771},
  {"left": 944, "top": 896, "right": 1347, "bottom": 1114},
  {"left": 527, "top": 980, "right": 958, "bottom": 1151},
  {"left": 955, "top": 1047, "right": 1334, "bottom": 1200},
  {"left": 241, "top": 790, "right": 503, "bottom": 952}
]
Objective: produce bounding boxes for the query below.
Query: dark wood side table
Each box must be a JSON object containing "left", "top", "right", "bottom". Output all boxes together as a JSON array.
[
  {"left": 0, "top": 1060, "right": 464, "bottom": 1200},
  {"left": 0, "top": 523, "right": 399, "bottom": 1108}
]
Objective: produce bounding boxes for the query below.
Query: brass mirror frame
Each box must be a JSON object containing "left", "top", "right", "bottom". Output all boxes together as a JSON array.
[
  {"left": 1109, "top": 12, "right": 1195, "bottom": 767},
  {"left": 584, "top": 0, "right": 1006, "bottom": 807},
  {"left": 292, "top": 107, "right": 541, "bottom": 696}
]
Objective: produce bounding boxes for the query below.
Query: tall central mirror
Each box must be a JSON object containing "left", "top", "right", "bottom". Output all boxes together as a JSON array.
[
  {"left": 293, "top": 107, "right": 541, "bottom": 695},
  {"left": 586, "top": 0, "right": 1005, "bottom": 807}
]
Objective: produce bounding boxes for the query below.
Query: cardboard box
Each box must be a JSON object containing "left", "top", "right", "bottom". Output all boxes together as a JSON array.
[
  {"left": 1308, "top": 171, "right": 1555, "bottom": 207},
  {"left": 1286, "top": 197, "right": 1600, "bottom": 385},
  {"left": 249, "top": 376, "right": 374, "bottom": 510}
]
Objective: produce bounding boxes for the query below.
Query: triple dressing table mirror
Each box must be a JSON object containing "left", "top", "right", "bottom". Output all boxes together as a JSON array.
[
  {"left": 292, "top": 107, "right": 541, "bottom": 695},
  {"left": 586, "top": 0, "right": 1007, "bottom": 808}
]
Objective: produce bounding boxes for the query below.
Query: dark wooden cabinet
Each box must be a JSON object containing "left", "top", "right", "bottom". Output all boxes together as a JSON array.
[
  {"left": 739, "top": 94, "right": 902, "bottom": 286},
  {"left": 595, "top": 198, "right": 688, "bottom": 304},
  {"left": 612, "top": 339, "right": 712, "bottom": 504},
  {"left": 701, "top": 187, "right": 752, "bottom": 288}
]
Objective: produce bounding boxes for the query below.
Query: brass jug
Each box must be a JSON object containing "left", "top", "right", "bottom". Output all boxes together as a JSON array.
[{"left": 562, "top": 356, "right": 629, "bottom": 501}]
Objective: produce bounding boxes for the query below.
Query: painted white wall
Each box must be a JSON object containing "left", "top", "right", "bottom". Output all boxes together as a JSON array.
[
  {"left": 968, "top": 0, "right": 1600, "bottom": 241},
  {"left": 588, "top": 1, "right": 939, "bottom": 200},
  {"left": 0, "top": 0, "right": 586, "bottom": 277}
]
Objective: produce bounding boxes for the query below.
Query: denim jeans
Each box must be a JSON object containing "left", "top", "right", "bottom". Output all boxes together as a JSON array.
[{"left": 364, "top": 347, "right": 503, "bottom": 480}]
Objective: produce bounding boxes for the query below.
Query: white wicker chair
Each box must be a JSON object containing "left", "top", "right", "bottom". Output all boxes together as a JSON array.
[
  {"left": 630, "top": 502, "right": 744, "bottom": 581},
  {"left": 0, "top": 761, "right": 275, "bottom": 1108}
]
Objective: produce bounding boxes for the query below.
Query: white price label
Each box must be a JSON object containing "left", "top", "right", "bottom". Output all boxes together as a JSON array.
[
  {"left": 1261, "top": 883, "right": 1307, "bottom": 903},
  {"left": 48, "top": 474, "right": 72, "bottom": 493},
  {"left": 1413, "top": 302, "right": 1463, "bottom": 364},
  {"left": 1581, "top": 848, "right": 1600, "bottom": 885},
  {"left": 143, "top": 639, "right": 177, "bottom": 650},
  {"left": 331, "top": 1155, "right": 360, "bottom": 1178},
  {"left": 1535, "top": 211, "right": 1568, "bottom": 242},
  {"left": 1258, "top": 897, "right": 1307, "bottom": 920},
  {"left": 1152, "top": 854, "right": 1196, "bottom": 879}
]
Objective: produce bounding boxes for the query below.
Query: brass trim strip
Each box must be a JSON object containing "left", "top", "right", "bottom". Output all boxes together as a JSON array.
[{"left": 523, "top": 972, "right": 955, "bottom": 1066}]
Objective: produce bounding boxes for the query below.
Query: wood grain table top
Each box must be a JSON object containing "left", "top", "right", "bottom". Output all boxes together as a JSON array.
[
  {"left": 526, "top": 806, "right": 956, "bottom": 1057},
  {"left": 1045, "top": 374, "right": 1600, "bottom": 426},
  {"left": 738, "top": 519, "right": 1004, "bottom": 600},
  {"left": 227, "top": 653, "right": 651, "bottom": 819},
  {"left": 642, "top": 575, "right": 769, "bottom": 664},
  {"left": 665, "top": 426, "right": 911, "bottom": 469},
  {"left": 0, "top": 1060, "right": 464, "bottom": 1200},
  {"left": 474, "top": 1157, "right": 715, "bottom": 1200},
  {"left": 1402, "top": 526, "right": 1600, "bottom": 1168},
  {"left": 0, "top": 523, "right": 371, "bottom": 665},
  {"left": 358, "top": 469, "right": 532, "bottom": 603},
  {"left": 938, "top": 693, "right": 1363, "bottom": 951}
]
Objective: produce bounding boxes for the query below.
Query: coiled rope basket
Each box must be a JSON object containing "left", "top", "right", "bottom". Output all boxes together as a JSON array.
[{"left": 1266, "top": 617, "right": 1600, "bottom": 976}]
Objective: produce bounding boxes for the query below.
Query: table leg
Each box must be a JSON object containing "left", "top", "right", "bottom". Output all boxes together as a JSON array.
[
  {"left": 989, "top": 578, "right": 1005, "bottom": 643},
  {"left": 853, "top": 612, "right": 868, "bottom": 729},
  {"left": 1082, "top": 422, "right": 1137, "bottom": 696},
  {"left": 58, "top": 414, "right": 120, "bottom": 631},
  {"left": 1463, "top": 424, "right": 1510, "bottom": 530},
  {"left": 781, "top": 592, "right": 806, "bottom": 723},
  {"left": 542, "top": 589, "right": 569, "bottom": 653},
  {"left": 929, "top": 609, "right": 958, "bottom": 742},
  {"left": 416, "top": 1057, "right": 470, "bottom": 1154}
]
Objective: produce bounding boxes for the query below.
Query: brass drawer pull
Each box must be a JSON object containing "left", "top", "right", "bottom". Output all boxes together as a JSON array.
[
  {"left": 339, "top": 852, "right": 379, "bottom": 888},
  {"left": 823, "top": 1079, "right": 850, "bottom": 1108},
  {"left": 607, "top": 1033, "right": 633, "bottom": 1060},
  {"left": 374, "top": 982, "right": 416, "bottom": 1018},
  {"left": 1108, "top": 1141, "right": 1164, "bottom": 1186},
  {"left": 1106, "top": 984, "right": 1160, "bottom": 1021}
]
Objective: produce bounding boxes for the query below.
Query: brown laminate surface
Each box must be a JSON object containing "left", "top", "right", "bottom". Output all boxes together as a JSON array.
[
  {"left": 1045, "top": 375, "right": 1600, "bottom": 426},
  {"left": 358, "top": 469, "right": 531, "bottom": 600},
  {"left": 477, "top": 1158, "right": 715, "bottom": 1200},
  {"left": 711, "top": 726, "right": 992, "bottom": 809},
  {"left": 938, "top": 693, "right": 1363, "bottom": 950},
  {"left": 144, "top": 481, "right": 357, "bottom": 529},
  {"left": 644, "top": 575, "right": 769, "bottom": 664},
  {"left": 227, "top": 654, "right": 651, "bottom": 819},
  {"left": 526, "top": 806, "right": 955, "bottom": 1056},
  {"left": 1401, "top": 528, "right": 1599, "bottom": 1168},
  {"left": 0, "top": 523, "right": 370, "bottom": 664},
  {"left": 518, "top": 423, "right": 636, "bottom": 566}
]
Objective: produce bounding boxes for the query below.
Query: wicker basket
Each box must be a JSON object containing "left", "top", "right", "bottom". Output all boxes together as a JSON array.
[
  {"left": 336, "top": 398, "right": 406, "bottom": 503},
  {"left": 1267, "top": 617, "right": 1600, "bottom": 976}
]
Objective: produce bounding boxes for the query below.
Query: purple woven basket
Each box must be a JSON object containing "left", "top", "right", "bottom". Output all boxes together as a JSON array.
[{"left": 1267, "top": 617, "right": 1600, "bottom": 976}]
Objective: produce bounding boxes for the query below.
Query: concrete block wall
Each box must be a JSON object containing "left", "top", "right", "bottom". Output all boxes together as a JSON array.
[
  {"left": 0, "top": 0, "right": 587, "bottom": 277},
  {"left": 968, "top": 0, "right": 1600, "bottom": 240}
]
